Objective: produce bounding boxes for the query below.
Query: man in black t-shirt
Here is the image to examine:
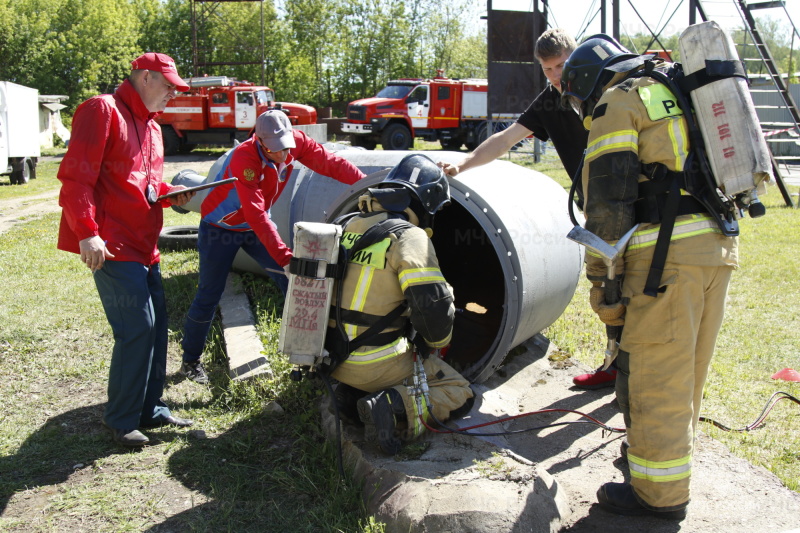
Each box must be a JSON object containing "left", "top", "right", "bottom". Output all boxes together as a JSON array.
[
  {"left": 439, "top": 28, "right": 587, "bottom": 183},
  {"left": 439, "top": 28, "right": 615, "bottom": 391}
]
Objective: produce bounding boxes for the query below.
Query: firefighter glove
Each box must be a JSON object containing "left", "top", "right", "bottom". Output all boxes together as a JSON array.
[{"left": 589, "top": 281, "right": 625, "bottom": 326}]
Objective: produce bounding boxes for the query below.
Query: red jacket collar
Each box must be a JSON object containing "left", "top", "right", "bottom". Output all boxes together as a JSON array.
[{"left": 116, "top": 79, "right": 160, "bottom": 120}]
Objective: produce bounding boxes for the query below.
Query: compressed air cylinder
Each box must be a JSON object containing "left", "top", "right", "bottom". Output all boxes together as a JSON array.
[
  {"left": 679, "top": 21, "right": 772, "bottom": 196},
  {"left": 278, "top": 222, "right": 341, "bottom": 368}
]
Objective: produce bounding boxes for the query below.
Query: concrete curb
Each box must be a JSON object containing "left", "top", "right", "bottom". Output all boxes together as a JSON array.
[
  {"left": 218, "top": 272, "right": 272, "bottom": 381},
  {"left": 319, "top": 397, "right": 571, "bottom": 532}
]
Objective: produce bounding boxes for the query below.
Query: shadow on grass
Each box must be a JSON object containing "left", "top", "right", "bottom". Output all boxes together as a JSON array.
[
  {"left": 147, "top": 393, "right": 365, "bottom": 532},
  {"left": 0, "top": 390, "right": 363, "bottom": 531},
  {"left": 0, "top": 403, "right": 141, "bottom": 514}
]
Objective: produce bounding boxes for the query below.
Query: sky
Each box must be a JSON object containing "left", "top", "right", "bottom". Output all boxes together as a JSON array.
[{"left": 485, "top": 0, "right": 800, "bottom": 42}]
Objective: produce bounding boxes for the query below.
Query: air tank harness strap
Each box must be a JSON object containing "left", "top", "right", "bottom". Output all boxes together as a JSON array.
[
  {"left": 324, "top": 302, "right": 409, "bottom": 360},
  {"left": 676, "top": 58, "right": 748, "bottom": 94},
  {"left": 288, "top": 257, "right": 346, "bottom": 279},
  {"left": 636, "top": 163, "right": 708, "bottom": 224},
  {"left": 638, "top": 162, "right": 707, "bottom": 298},
  {"left": 326, "top": 215, "right": 415, "bottom": 370}
]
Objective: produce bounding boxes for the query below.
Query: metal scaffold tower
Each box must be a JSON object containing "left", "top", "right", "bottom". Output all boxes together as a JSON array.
[{"left": 191, "top": 0, "right": 266, "bottom": 85}]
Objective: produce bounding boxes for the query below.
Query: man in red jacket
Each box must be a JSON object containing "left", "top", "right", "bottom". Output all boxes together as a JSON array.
[
  {"left": 58, "top": 53, "right": 196, "bottom": 447},
  {"left": 180, "top": 110, "right": 366, "bottom": 384}
]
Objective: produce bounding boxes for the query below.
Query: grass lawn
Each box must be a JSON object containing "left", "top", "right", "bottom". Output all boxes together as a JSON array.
[
  {"left": 0, "top": 143, "right": 797, "bottom": 531},
  {"left": 0, "top": 160, "right": 378, "bottom": 532}
]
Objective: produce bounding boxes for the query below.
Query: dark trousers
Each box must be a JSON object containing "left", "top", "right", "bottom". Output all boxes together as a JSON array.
[
  {"left": 94, "top": 261, "right": 171, "bottom": 430},
  {"left": 181, "top": 220, "right": 288, "bottom": 363}
]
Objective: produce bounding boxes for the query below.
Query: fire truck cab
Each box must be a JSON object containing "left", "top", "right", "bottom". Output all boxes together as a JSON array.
[
  {"left": 342, "top": 72, "right": 496, "bottom": 151},
  {"left": 157, "top": 76, "right": 317, "bottom": 155}
]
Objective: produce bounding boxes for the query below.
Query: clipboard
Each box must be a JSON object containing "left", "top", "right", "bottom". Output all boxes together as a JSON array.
[{"left": 157, "top": 178, "right": 238, "bottom": 201}]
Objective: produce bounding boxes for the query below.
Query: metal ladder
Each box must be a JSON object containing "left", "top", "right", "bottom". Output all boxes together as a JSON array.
[{"left": 698, "top": 0, "right": 798, "bottom": 206}]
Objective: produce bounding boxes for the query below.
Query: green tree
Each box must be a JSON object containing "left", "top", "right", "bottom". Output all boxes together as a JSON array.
[
  {"left": 43, "top": 0, "right": 141, "bottom": 107},
  {"left": 285, "top": 0, "right": 340, "bottom": 106},
  {"left": 444, "top": 29, "right": 487, "bottom": 79},
  {"left": 1, "top": 0, "right": 140, "bottom": 110},
  {"left": 0, "top": 0, "right": 56, "bottom": 87},
  {"left": 0, "top": 0, "right": 491, "bottom": 116},
  {"left": 134, "top": 0, "right": 193, "bottom": 76}
]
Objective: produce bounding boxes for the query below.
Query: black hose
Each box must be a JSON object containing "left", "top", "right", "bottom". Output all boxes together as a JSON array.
[
  {"left": 700, "top": 391, "right": 800, "bottom": 432},
  {"left": 320, "top": 372, "right": 346, "bottom": 479},
  {"left": 568, "top": 154, "right": 585, "bottom": 227}
]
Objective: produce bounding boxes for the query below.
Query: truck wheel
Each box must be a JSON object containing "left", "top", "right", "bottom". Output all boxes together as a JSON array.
[
  {"left": 158, "top": 225, "right": 199, "bottom": 252},
  {"left": 475, "top": 122, "right": 490, "bottom": 146},
  {"left": 25, "top": 158, "right": 36, "bottom": 180},
  {"left": 162, "top": 127, "right": 181, "bottom": 156},
  {"left": 9, "top": 158, "right": 34, "bottom": 185},
  {"left": 381, "top": 124, "right": 412, "bottom": 151}
]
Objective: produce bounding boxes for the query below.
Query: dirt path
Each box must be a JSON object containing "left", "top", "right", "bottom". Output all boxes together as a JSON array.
[
  {"left": 0, "top": 191, "right": 61, "bottom": 235},
  {"left": 492, "top": 338, "right": 800, "bottom": 531},
  {"left": 337, "top": 336, "right": 800, "bottom": 532}
]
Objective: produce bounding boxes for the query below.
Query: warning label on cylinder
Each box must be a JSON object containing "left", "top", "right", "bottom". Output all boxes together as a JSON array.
[{"left": 287, "top": 276, "right": 329, "bottom": 331}]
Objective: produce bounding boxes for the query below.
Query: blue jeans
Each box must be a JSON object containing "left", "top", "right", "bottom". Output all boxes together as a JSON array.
[
  {"left": 94, "top": 261, "right": 172, "bottom": 430},
  {"left": 181, "top": 220, "right": 288, "bottom": 363}
]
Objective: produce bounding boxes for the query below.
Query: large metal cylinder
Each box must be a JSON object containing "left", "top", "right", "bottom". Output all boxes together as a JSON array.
[{"left": 171, "top": 148, "right": 583, "bottom": 383}]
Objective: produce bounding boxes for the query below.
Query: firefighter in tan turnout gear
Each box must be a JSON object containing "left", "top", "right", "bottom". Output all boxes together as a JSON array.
[
  {"left": 326, "top": 154, "right": 474, "bottom": 455},
  {"left": 562, "top": 35, "right": 738, "bottom": 519}
]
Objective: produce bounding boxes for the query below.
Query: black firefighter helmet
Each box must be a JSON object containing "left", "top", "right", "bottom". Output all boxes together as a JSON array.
[
  {"left": 369, "top": 154, "right": 450, "bottom": 229},
  {"left": 561, "top": 34, "right": 640, "bottom": 119}
]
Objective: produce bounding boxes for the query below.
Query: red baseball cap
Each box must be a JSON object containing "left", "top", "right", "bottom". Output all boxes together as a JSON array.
[{"left": 131, "top": 53, "right": 189, "bottom": 92}]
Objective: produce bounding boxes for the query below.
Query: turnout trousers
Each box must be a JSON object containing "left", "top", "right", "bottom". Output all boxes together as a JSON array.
[
  {"left": 331, "top": 345, "right": 473, "bottom": 439},
  {"left": 616, "top": 252, "right": 734, "bottom": 510}
]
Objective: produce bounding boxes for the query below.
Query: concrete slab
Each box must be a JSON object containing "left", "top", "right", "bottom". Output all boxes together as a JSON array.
[{"left": 218, "top": 273, "right": 272, "bottom": 381}]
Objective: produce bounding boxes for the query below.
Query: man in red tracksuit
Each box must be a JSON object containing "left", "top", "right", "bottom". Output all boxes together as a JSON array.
[{"left": 180, "top": 110, "right": 366, "bottom": 384}]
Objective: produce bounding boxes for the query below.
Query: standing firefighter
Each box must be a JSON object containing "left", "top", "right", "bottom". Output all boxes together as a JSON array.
[
  {"left": 562, "top": 35, "right": 739, "bottom": 519},
  {"left": 327, "top": 154, "right": 474, "bottom": 455}
]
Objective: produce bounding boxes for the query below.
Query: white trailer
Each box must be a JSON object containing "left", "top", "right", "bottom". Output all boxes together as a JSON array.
[{"left": 0, "top": 81, "right": 40, "bottom": 185}]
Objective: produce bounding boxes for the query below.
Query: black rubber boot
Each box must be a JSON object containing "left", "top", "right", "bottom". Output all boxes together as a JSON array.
[
  {"left": 597, "top": 482, "right": 687, "bottom": 520},
  {"left": 448, "top": 391, "right": 476, "bottom": 420},
  {"left": 357, "top": 389, "right": 405, "bottom": 455},
  {"left": 333, "top": 383, "right": 367, "bottom": 426}
]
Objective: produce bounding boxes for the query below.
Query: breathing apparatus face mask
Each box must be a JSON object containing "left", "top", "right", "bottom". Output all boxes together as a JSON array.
[
  {"left": 562, "top": 92, "right": 596, "bottom": 131},
  {"left": 562, "top": 67, "right": 617, "bottom": 129}
]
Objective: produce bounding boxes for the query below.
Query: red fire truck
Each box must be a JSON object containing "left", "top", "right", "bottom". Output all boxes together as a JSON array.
[
  {"left": 342, "top": 71, "right": 515, "bottom": 151},
  {"left": 156, "top": 76, "right": 317, "bottom": 155}
]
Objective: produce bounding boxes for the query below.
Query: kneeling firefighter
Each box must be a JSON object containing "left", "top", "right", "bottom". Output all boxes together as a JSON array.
[
  {"left": 561, "top": 34, "right": 741, "bottom": 519},
  {"left": 325, "top": 153, "right": 474, "bottom": 455}
]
